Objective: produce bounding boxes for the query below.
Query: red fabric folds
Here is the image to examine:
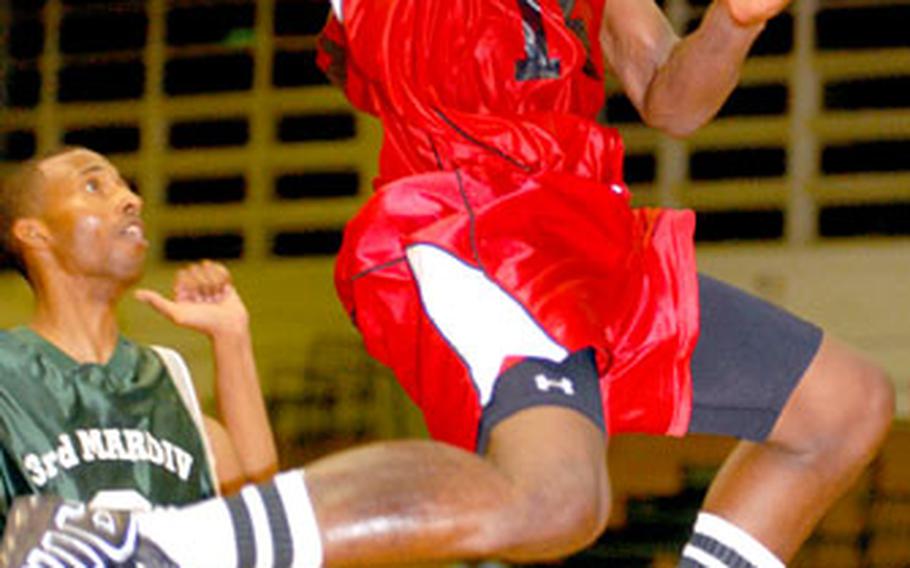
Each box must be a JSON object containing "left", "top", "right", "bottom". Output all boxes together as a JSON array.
[{"left": 322, "top": 0, "right": 701, "bottom": 448}]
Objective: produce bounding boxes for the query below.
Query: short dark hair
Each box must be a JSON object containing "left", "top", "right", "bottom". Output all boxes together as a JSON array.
[{"left": 0, "top": 147, "right": 83, "bottom": 276}]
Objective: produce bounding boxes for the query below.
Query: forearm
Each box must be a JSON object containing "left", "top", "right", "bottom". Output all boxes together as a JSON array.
[
  {"left": 210, "top": 327, "right": 279, "bottom": 481},
  {"left": 642, "top": 1, "right": 764, "bottom": 137}
]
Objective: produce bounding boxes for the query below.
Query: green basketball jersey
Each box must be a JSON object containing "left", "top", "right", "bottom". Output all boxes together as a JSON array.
[{"left": 0, "top": 327, "right": 217, "bottom": 535}]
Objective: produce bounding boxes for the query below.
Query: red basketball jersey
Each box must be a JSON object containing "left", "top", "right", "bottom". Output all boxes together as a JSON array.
[
  {"left": 318, "top": 0, "right": 622, "bottom": 189},
  {"left": 319, "top": 0, "right": 700, "bottom": 448}
]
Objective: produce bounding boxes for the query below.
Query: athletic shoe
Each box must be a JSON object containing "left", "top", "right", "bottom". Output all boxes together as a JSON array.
[{"left": 0, "top": 495, "right": 179, "bottom": 567}]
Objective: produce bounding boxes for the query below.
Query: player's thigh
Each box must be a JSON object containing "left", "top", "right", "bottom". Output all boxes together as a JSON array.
[
  {"left": 688, "top": 273, "right": 824, "bottom": 442},
  {"left": 485, "top": 403, "right": 609, "bottom": 499}
]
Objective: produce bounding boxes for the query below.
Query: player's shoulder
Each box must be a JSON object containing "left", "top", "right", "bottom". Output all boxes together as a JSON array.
[
  {"left": 0, "top": 329, "right": 17, "bottom": 347},
  {"left": 0, "top": 329, "right": 32, "bottom": 360},
  {"left": 144, "top": 343, "right": 185, "bottom": 363},
  {"left": 0, "top": 329, "right": 38, "bottom": 379},
  {"left": 142, "top": 344, "right": 192, "bottom": 379}
]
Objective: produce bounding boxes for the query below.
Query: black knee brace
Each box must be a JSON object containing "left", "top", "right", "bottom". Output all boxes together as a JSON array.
[{"left": 475, "top": 348, "right": 606, "bottom": 453}]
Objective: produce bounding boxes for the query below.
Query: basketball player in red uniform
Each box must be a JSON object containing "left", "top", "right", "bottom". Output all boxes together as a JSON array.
[{"left": 0, "top": 1, "right": 894, "bottom": 567}]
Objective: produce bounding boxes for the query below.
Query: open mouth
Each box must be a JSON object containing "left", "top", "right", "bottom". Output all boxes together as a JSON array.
[{"left": 121, "top": 220, "right": 148, "bottom": 245}]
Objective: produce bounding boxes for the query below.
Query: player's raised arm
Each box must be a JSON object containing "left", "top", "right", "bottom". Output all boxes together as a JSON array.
[
  {"left": 600, "top": 0, "right": 790, "bottom": 138},
  {"left": 135, "top": 261, "right": 279, "bottom": 493}
]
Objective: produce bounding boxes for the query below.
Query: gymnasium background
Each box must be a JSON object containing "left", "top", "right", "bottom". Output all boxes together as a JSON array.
[{"left": 1, "top": 0, "right": 908, "bottom": 565}]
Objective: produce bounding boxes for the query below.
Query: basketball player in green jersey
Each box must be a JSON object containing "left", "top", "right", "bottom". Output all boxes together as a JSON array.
[{"left": 0, "top": 146, "right": 278, "bottom": 534}]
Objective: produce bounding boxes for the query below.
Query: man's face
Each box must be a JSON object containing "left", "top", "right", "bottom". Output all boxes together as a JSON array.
[{"left": 34, "top": 149, "right": 147, "bottom": 284}]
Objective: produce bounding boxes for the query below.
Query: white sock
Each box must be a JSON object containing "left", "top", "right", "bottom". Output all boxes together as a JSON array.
[
  {"left": 136, "top": 470, "right": 323, "bottom": 567},
  {"left": 679, "top": 512, "right": 785, "bottom": 568}
]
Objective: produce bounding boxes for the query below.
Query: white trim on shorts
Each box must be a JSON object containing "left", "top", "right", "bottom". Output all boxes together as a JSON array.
[
  {"left": 406, "top": 243, "right": 568, "bottom": 406},
  {"left": 330, "top": 0, "right": 343, "bottom": 20}
]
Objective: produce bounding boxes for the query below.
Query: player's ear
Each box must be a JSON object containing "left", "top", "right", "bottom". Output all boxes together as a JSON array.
[{"left": 12, "top": 218, "right": 51, "bottom": 251}]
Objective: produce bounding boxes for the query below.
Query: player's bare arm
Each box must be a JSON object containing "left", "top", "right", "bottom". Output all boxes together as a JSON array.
[
  {"left": 135, "top": 261, "right": 279, "bottom": 493},
  {"left": 600, "top": 0, "right": 790, "bottom": 137}
]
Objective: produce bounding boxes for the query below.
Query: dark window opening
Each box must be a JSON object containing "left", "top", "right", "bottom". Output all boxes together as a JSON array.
[
  {"left": 167, "top": 4, "right": 255, "bottom": 47},
  {"left": 272, "top": 229, "right": 344, "bottom": 257},
  {"left": 749, "top": 13, "right": 793, "bottom": 56},
  {"left": 717, "top": 84, "right": 788, "bottom": 118},
  {"left": 11, "top": 1, "right": 47, "bottom": 14},
  {"left": 822, "top": 140, "right": 910, "bottom": 174},
  {"left": 165, "top": 54, "right": 253, "bottom": 95},
  {"left": 1, "top": 130, "right": 37, "bottom": 161},
  {"left": 820, "top": 203, "right": 910, "bottom": 237},
  {"left": 60, "top": 11, "right": 147, "bottom": 54},
  {"left": 818, "top": 5, "right": 910, "bottom": 50},
  {"left": 61, "top": 0, "right": 117, "bottom": 5},
  {"left": 825, "top": 77, "right": 910, "bottom": 111},
  {"left": 278, "top": 113, "right": 356, "bottom": 142},
  {"left": 624, "top": 153, "right": 656, "bottom": 185},
  {"left": 166, "top": 176, "right": 247, "bottom": 205},
  {"left": 9, "top": 18, "right": 44, "bottom": 60},
  {"left": 695, "top": 210, "right": 784, "bottom": 242},
  {"left": 273, "top": 50, "right": 328, "bottom": 87},
  {"left": 6, "top": 67, "right": 41, "bottom": 107},
  {"left": 64, "top": 125, "right": 141, "bottom": 155},
  {"left": 58, "top": 60, "right": 145, "bottom": 102},
  {"left": 169, "top": 119, "right": 249, "bottom": 149},
  {"left": 690, "top": 147, "right": 786, "bottom": 180},
  {"left": 275, "top": 1, "right": 332, "bottom": 36},
  {"left": 165, "top": 233, "right": 244, "bottom": 261},
  {"left": 276, "top": 172, "right": 360, "bottom": 199}
]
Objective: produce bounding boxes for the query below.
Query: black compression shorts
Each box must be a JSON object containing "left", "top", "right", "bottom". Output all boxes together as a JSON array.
[{"left": 688, "top": 274, "right": 824, "bottom": 441}]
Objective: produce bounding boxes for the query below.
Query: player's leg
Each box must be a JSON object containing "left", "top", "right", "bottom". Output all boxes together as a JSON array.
[
  {"left": 134, "top": 367, "right": 609, "bottom": 565},
  {"left": 695, "top": 336, "right": 893, "bottom": 563},
  {"left": 0, "top": 382, "right": 610, "bottom": 567},
  {"left": 679, "top": 275, "right": 894, "bottom": 566},
  {"left": 1, "top": 411, "right": 609, "bottom": 568},
  {"left": 306, "top": 404, "right": 609, "bottom": 564}
]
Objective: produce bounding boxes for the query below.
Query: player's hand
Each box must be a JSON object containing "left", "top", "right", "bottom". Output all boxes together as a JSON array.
[
  {"left": 722, "top": 0, "right": 791, "bottom": 27},
  {"left": 135, "top": 260, "right": 250, "bottom": 339}
]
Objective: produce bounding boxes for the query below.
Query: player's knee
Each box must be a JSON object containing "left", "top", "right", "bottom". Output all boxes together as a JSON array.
[
  {"left": 485, "top": 471, "right": 611, "bottom": 562},
  {"left": 503, "top": 429, "right": 611, "bottom": 558},
  {"left": 772, "top": 346, "right": 894, "bottom": 476},
  {"left": 538, "top": 477, "right": 611, "bottom": 550},
  {"left": 811, "top": 360, "right": 894, "bottom": 464},
  {"left": 473, "top": 418, "right": 611, "bottom": 559},
  {"left": 847, "top": 363, "right": 895, "bottom": 448}
]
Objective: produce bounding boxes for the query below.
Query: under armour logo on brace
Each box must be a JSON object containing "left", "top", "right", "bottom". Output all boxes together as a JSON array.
[{"left": 534, "top": 374, "right": 575, "bottom": 396}]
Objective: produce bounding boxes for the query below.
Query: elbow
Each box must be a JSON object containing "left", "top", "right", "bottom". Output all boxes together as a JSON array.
[
  {"left": 639, "top": 89, "right": 716, "bottom": 139},
  {"left": 659, "top": 121, "right": 703, "bottom": 139},
  {"left": 642, "top": 109, "right": 707, "bottom": 139}
]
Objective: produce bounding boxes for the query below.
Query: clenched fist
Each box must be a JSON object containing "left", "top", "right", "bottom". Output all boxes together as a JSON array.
[
  {"left": 723, "top": 0, "right": 792, "bottom": 27},
  {"left": 134, "top": 260, "right": 249, "bottom": 339}
]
